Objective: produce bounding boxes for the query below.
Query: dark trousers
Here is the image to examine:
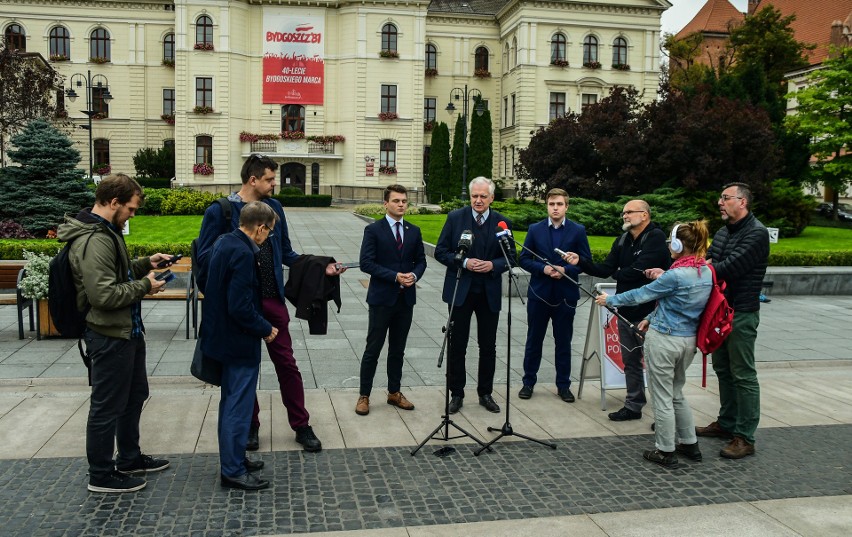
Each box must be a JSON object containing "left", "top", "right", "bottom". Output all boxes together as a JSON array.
[
  {"left": 251, "top": 298, "right": 310, "bottom": 431},
  {"left": 618, "top": 319, "right": 647, "bottom": 412},
  {"left": 522, "top": 298, "right": 576, "bottom": 389},
  {"left": 219, "top": 362, "right": 259, "bottom": 478},
  {"left": 84, "top": 328, "right": 149, "bottom": 480},
  {"left": 360, "top": 295, "right": 414, "bottom": 396},
  {"left": 713, "top": 311, "right": 761, "bottom": 444},
  {"left": 448, "top": 291, "right": 499, "bottom": 398}
]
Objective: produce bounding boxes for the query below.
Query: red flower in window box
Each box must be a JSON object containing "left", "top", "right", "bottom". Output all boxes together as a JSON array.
[
  {"left": 280, "top": 131, "right": 305, "bottom": 140},
  {"left": 193, "top": 106, "right": 214, "bottom": 114},
  {"left": 193, "top": 163, "right": 215, "bottom": 175},
  {"left": 474, "top": 68, "right": 491, "bottom": 78},
  {"left": 378, "top": 112, "right": 399, "bottom": 121},
  {"left": 583, "top": 61, "right": 602, "bottom": 69},
  {"left": 306, "top": 135, "right": 346, "bottom": 143},
  {"left": 193, "top": 43, "right": 214, "bottom": 51},
  {"left": 379, "top": 50, "right": 399, "bottom": 59},
  {"left": 90, "top": 56, "right": 109, "bottom": 64},
  {"left": 379, "top": 166, "right": 397, "bottom": 175},
  {"left": 161, "top": 114, "right": 175, "bottom": 125},
  {"left": 425, "top": 68, "right": 438, "bottom": 77},
  {"left": 550, "top": 59, "right": 569, "bottom": 67}
]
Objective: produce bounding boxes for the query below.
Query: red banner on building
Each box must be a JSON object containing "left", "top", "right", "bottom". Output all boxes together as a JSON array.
[{"left": 263, "top": 9, "right": 324, "bottom": 105}]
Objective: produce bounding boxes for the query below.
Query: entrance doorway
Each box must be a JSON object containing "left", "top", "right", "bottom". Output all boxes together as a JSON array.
[{"left": 280, "top": 162, "right": 306, "bottom": 193}]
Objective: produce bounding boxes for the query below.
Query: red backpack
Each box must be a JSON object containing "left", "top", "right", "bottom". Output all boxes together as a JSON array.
[{"left": 696, "top": 264, "right": 734, "bottom": 387}]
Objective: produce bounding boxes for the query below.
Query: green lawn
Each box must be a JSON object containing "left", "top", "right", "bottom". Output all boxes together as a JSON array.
[{"left": 125, "top": 215, "right": 203, "bottom": 244}]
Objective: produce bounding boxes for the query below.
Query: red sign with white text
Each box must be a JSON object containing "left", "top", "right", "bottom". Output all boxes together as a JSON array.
[{"left": 263, "top": 10, "right": 324, "bottom": 105}]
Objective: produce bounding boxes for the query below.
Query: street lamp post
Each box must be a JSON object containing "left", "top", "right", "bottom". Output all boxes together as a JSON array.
[
  {"left": 65, "top": 70, "right": 113, "bottom": 177},
  {"left": 446, "top": 84, "right": 484, "bottom": 200}
]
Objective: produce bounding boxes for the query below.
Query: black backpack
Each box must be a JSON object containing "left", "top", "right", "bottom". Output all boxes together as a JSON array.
[{"left": 190, "top": 197, "right": 232, "bottom": 294}]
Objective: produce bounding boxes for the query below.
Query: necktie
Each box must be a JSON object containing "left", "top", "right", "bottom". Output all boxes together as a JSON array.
[
  {"left": 395, "top": 222, "right": 403, "bottom": 250},
  {"left": 476, "top": 214, "right": 484, "bottom": 227}
]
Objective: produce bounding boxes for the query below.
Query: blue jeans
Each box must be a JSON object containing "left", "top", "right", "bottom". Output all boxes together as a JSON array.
[{"left": 219, "top": 362, "right": 259, "bottom": 478}]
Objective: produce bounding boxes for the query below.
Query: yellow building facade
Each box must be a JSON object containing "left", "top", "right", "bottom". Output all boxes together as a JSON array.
[{"left": 3, "top": 0, "right": 670, "bottom": 201}]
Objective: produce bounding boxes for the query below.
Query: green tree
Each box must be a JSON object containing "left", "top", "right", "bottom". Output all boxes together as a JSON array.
[
  {"left": 449, "top": 114, "right": 466, "bottom": 200},
  {"left": 0, "top": 45, "right": 65, "bottom": 166},
  {"left": 0, "top": 119, "right": 93, "bottom": 234},
  {"left": 786, "top": 46, "right": 852, "bottom": 219},
  {"left": 468, "top": 97, "right": 493, "bottom": 181},
  {"left": 133, "top": 146, "right": 175, "bottom": 179},
  {"left": 426, "top": 122, "right": 451, "bottom": 203}
]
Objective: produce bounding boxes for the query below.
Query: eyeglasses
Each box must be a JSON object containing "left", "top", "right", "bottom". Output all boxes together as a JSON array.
[
  {"left": 621, "top": 210, "right": 646, "bottom": 216},
  {"left": 719, "top": 195, "right": 744, "bottom": 202}
]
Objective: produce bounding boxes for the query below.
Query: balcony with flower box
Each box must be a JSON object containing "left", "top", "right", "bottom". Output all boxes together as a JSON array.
[{"left": 240, "top": 132, "right": 344, "bottom": 160}]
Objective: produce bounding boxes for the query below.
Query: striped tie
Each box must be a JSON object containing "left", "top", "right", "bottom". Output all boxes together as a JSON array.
[
  {"left": 476, "top": 214, "right": 484, "bottom": 227},
  {"left": 395, "top": 222, "right": 403, "bottom": 250}
]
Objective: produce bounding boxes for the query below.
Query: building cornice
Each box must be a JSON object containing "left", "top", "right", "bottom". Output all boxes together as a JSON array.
[{"left": 10, "top": 0, "right": 176, "bottom": 11}]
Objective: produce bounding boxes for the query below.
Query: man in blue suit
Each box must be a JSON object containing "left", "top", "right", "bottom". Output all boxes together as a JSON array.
[
  {"left": 202, "top": 202, "right": 279, "bottom": 491},
  {"left": 435, "top": 177, "right": 512, "bottom": 414},
  {"left": 355, "top": 185, "right": 427, "bottom": 416},
  {"left": 518, "top": 188, "right": 591, "bottom": 403}
]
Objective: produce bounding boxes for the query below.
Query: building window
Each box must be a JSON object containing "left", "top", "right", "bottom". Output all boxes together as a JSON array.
[
  {"left": 613, "top": 37, "right": 628, "bottom": 66},
  {"left": 512, "top": 37, "right": 517, "bottom": 67},
  {"left": 503, "top": 147, "right": 508, "bottom": 175},
  {"left": 475, "top": 46, "right": 489, "bottom": 72},
  {"left": 93, "top": 86, "right": 109, "bottom": 117},
  {"left": 196, "top": 135, "right": 212, "bottom": 165},
  {"left": 583, "top": 35, "right": 598, "bottom": 65},
  {"left": 56, "top": 88, "right": 65, "bottom": 116},
  {"left": 549, "top": 92, "right": 566, "bottom": 120},
  {"left": 503, "top": 97, "right": 508, "bottom": 128},
  {"left": 5, "top": 24, "right": 26, "bottom": 52},
  {"left": 511, "top": 146, "right": 515, "bottom": 176},
  {"left": 503, "top": 44, "right": 509, "bottom": 73},
  {"left": 196, "top": 15, "right": 213, "bottom": 47},
  {"left": 195, "top": 77, "right": 213, "bottom": 107},
  {"left": 94, "top": 139, "right": 110, "bottom": 167},
  {"left": 49, "top": 26, "right": 70, "bottom": 58},
  {"left": 90, "top": 28, "right": 110, "bottom": 62},
  {"left": 581, "top": 93, "right": 598, "bottom": 111},
  {"left": 381, "top": 23, "right": 397, "bottom": 53},
  {"left": 425, "top": 44, "right": 437, "bottom": 70},
  {"left": 164, "top": 139, "right": 175, "bottom": 151},
  {"left": 423, "top": 145, "right": 430, "bottom": 180},
  {"left": 424, "top": 98, "right": 436, "bottom": 123},
  {"left": 163, "top": 89, "right": 175, "bottom": 116},
  {"left": 381, "top": 84, "right": 397, "bottom": 113},
  {"left": 511, "top": 94, "right": 516, "bottom": 126},
  {"left": 163, "top": 33, "right": 175, "bottom": 63},
  {"left": 551, "top": 33, "right": 566, "bottom": 63},
  {"left": 281, "top": 104, "right": 305, "bottom": 132},
  {"left": 380, "top": 139, "right": 396, "bottom": 168}
]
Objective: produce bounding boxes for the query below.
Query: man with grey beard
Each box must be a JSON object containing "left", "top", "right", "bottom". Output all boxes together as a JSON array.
[{"left": 563, "top": 200, "right": 670, "bottom": 421}]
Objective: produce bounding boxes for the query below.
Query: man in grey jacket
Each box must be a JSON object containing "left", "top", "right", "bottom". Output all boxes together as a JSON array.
[{"left": 58, "top": 174, "right": 174, "bottom": 493}]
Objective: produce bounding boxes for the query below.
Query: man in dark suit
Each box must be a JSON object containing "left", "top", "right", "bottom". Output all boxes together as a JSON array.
[
  {"left": 202, "top": 201, "right": 278, "bottom": 491},
  {"left": 435, "top": 177, "right": 512, "bottom": 414},
  {"left": 518, "top": 188, "right": 591, "bottom": 403},
  {"left": 355, "top": 185, "right": 427, "bottom": 416}
]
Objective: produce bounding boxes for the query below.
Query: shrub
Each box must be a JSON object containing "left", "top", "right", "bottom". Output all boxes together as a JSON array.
[
  {"left": 137, "top": 178, "right": 172, "bottom": 189},
  {"left": 19, "top": 249, "right": 56, "bottom": 299},
  {"left": 272, "top": 195, "right": 332, "bottom": 208},
  {"left": 353, "top": 204, "right": 385, "bottom": 216},
  {"left": 278, "top": 186, "right": 304, "bottom": 196},
  {"left": 137, "top": 188, "right": 170, "bottom": 215},
  {"left": 0, "top": 220, "right": 34, "bottom": 239},
  {"left": 160, "top": 189, "right": 221, "bottom": 215},
  {"left": 134, "top": 147, "right": 175, "bottom": 179}
]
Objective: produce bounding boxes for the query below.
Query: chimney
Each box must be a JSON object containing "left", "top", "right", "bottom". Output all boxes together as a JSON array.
[{"left": 748, "top": 1, "right": 761, "bottom": 16}]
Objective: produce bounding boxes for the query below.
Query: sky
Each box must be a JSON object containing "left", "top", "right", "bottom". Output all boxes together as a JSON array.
[{"left": 660, "top": 0, "right": 749, "bottom": 36}]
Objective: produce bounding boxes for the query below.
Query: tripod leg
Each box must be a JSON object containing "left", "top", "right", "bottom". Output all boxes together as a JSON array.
[{"left": 410, "top": 421, "right": 448, "bottom": 456}]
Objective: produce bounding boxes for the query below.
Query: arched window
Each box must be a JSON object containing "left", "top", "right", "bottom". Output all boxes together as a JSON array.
[
  {"left": 4, "top": 24, "right": 26, "bottom": 52},
  {"left": 474, "top": 46, "right": 489, "bottom": 72},
  {"left": 93, "top": 139, "right": 110, "bottom": 168},
  {"left": 583, "top": 35, "right": 598, "bottom": 65},
  {"left": 551, "top": 33, "right": 566, "bottom": 63},
  {"left": 90, "top": 28, "right": 110, "bottom": 62},
  {"left": 503, "top": 43, "right": 509, "bottom": 73},
  {"left": 380, "top": 139, "right": 396, "bottom": 168},
  {"left": 511, "top": 37, "right": 517, "bottom": 67},
  {"left": 163, "top": 33, "right": 175, "bottom": 63},
  {"left": 196, "top": 15, "right": 213, "bottom": 47},
  {"left": 281, "top": 104, "right": 305, "bottom": 132},
  {"left": 49, "top": 26, "right": 70, "bottom": 58},
  {"left": 381, "top": 23, "right": 397, "bottom": 53},
  {"left": 425, "top": 44, "right": 437, "bottom": 70},
  {"left": 612, "top": 37, "right": 628, "bottom": 67},
  {"left": 196, "top": 135, "right": 213, "bottom": 165}
]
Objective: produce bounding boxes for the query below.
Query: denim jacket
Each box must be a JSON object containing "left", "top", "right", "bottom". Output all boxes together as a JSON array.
[{"left": 605, "top": 265, "right": 712, "bottom": 337}]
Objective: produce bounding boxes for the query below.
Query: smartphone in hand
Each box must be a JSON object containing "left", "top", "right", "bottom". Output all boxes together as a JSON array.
[
  {"left": 154, "top": 270, "right": 175, "bottom": 283},
  {"left": 156, "top": 254, "right": 183, "bottom": 268}
]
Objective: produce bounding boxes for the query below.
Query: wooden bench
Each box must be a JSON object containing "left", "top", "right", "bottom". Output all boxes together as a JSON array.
[{"left": 0, "top": 260, "right": 26, "bottom": 292}]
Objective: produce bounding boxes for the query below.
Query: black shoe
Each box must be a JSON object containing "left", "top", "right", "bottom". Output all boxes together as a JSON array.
[
  {"left": 448, "top": 396, "right": 463, "bottom": 414},
  {"left": 295, "top": 425, "right": 322, "bottom": 453},
  {"left": 643, "top": 449, "right": 679, "bottom": 469},
  {"left": 88, "top": 471, "right": 146, "bottom": 493},
  {"left": 608, "top": 407, "right": 642, "bottom": 421},
  {"left": 221, "top": 472, "right": 269, "bottom": 491},
  {"left": 675, "top": 442, "right": 703, "bottom": 462},
  {"left": 116, "top": 454, "right": 170, "bottom": 475},
  {"left": 246, "top": 426, "right": 259, "bottom": 451},
  {"left": 518, "top": 385, "right": 533, "bottom": 399},
  {"left": 244, "top": 457, "right": 264, "bottom": 472},
  {"left": 478, "top": 394, "right": 500, "bottom": 413},
  {"left": 558, "top": 387, "right": 575, "bottom": 403}
]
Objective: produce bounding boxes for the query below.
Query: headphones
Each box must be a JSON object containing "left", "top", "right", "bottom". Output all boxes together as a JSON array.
[{"left": 669, "top": 224, "right": 683, "bottom": 254}]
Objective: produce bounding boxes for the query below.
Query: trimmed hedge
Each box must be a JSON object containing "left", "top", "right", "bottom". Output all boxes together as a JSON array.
[
  {"left": 137, "top": 177, "right": 172, "bottom": 189},
  {"left": 272, "top": 194, "right": 332, "bottom": 207}
]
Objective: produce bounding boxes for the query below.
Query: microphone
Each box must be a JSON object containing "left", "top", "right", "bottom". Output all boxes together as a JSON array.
[
  {"left": 495, "top": 221, "right": 513, "bottom": 252},
  {"left": 454, "top": 229, "right": 473, "bottom": 264}
]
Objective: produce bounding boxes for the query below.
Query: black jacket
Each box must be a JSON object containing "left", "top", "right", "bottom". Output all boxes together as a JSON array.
[
  {"left": 578, "top": 222, "right": 671, "bottom": 322},
  {"left": 708, "top": 212, "right": 769, "bottom": 313},
  {"left": 284, "top": 254, "right": 342, "bottom": 335}
]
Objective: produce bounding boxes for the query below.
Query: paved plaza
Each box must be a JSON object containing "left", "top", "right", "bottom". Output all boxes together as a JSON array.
[{"left": 0, "top": 207, "right": 850, "bottom": 536}]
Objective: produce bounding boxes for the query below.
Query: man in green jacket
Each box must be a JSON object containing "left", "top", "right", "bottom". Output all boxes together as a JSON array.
[{"left": 57, "top": 174, "right": 174, "bottom": 493}]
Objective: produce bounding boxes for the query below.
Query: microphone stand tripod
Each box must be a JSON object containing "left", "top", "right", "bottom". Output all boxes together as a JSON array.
[
  {"left": 474, "top": 237, "right": 557, "bottom": 456},
  {"left": 411, "top": 260, "right": 488, "bottom": 457}
]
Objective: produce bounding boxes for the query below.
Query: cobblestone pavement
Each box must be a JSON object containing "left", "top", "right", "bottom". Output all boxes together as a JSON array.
[{"left": 1, "top": 424, "right": 850, "bottom": 536}]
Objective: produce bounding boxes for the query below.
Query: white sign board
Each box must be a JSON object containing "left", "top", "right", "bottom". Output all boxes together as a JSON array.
[{"left": 767, "top": 227, "right": 779, "bottom": 243}]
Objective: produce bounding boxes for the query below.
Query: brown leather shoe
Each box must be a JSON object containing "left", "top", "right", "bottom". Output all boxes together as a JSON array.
[
  {"left": 355, "top": 395, "right": 369, "bottom": 416},
  {"left": 696, "top": 420, "right": 733, "bottom": 439},
  {"left": 387, "top": 391, "right": 415, "bottom": 410},
  {"left": 720, "top": 436, "right": 755, "bottom": 459}
]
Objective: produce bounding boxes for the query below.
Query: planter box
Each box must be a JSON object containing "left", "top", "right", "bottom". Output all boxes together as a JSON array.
[{"left": 37, "top": 299, "right": 61, "bottom": 338}]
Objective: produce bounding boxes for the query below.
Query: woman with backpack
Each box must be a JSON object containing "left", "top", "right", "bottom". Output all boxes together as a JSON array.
[{"left": 595, "top": 220, "right": 713, "bottom": 469}]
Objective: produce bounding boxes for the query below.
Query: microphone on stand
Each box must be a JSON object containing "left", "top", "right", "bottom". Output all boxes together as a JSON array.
[
  {"left": 454, "top": 229, "right": 473, "bottom": 265},
  {"left": 495, "top": 221, "right": 514, "bottom": 258}
]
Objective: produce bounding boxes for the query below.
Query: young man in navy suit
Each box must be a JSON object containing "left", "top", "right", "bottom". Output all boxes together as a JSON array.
[
  {"left": 435, "top": 177, "right": 512, "bottom": 414},
  {"left": 355, "top": 185, "right": 427, "bottom": 416},
  {"left": 518, "top": 188, "right": 591, "bottom": 403}
]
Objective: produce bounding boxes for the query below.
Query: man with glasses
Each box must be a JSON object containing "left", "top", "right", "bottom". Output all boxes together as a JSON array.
[
  {"left": 697, "top": 183, "right": 769, "bottom": 460},
  {"left": 197, "top": 155, "right": 344, "bottom": 454},
  {"left": 563, "top": 200, "right": 670, "bottom": 420}
]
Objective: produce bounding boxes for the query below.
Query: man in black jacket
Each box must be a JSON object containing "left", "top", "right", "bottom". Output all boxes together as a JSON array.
[
  {"left": 697, "top": 183, "right": 769, "bottom": 460},
  {"left": 564, "top": 200, "right": 670, "bottom": 421}
]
